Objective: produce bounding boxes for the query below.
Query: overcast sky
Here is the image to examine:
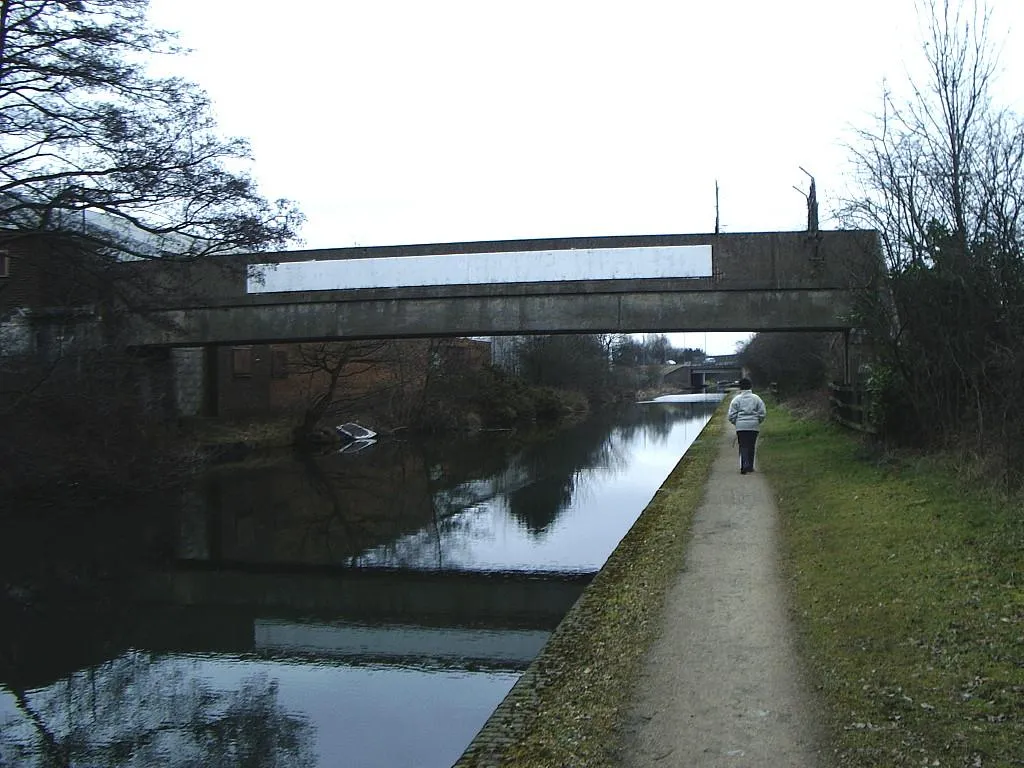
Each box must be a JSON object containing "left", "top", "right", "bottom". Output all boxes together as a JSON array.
[{"left": 146, "top": 1, "right": 1024, "bottom": 355}]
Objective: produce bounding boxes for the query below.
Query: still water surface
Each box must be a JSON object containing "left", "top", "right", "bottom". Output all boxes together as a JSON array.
[{"left": 0, "top": 396, "right": 719, "bottom": 767}]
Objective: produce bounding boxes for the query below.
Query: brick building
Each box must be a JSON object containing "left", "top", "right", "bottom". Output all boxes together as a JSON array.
[
  {"left": 212, "top": 337, "right": 491, "bottom": 419},
  {"left": 0, "top": 232, "right": 110, "bottom": 358}
]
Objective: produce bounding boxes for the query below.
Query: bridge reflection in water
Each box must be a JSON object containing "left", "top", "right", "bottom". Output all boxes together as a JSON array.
[{"left": 0, "top": 397, "right": 718, "bottom": 768}]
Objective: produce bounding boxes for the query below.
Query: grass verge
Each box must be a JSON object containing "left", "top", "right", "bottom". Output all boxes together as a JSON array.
[
  {"left": 456, "top": 407, "right": 726, "bottom": 767},
  {"left": 762, "top": 405, "right": 1024, "bottom": 767},
  {"left": 181, "top": 416, "right": 297, "bottom": 448}
]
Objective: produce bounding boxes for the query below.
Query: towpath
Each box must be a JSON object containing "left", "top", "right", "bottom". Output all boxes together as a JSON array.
[{"left": 619, "top": 422, "right": 825, "bottom": 767}]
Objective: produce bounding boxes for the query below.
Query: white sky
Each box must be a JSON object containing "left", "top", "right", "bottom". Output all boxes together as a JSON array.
[{"left": 145, "top": 0, "right": 1024, "bottom": 355}]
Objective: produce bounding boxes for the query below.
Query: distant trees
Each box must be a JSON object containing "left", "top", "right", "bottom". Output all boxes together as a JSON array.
[
  {"left": 841, "top": 0, "right": 1024, "bottom": 480},
  {"left": 642, "top": 333, "right": 671, "bottom": 365},
  {"left": 287, "top": 331, "right": 717, "bottom": 437},
  {"left": 512, "top": 333, "right": 709, "bottom": 404},
  {"left": 519, "top": 335, "right": 609, "bottom": 391},
  {"left": 738, "top": 332, "right": 832, "bottom": 395},
  {"left": 499, "top": 333, "right": 641, "bottom": 408},
  {"left": 610, "top": 335, "right": 644, "bottom": 367},
  {"left": 609, "top": 334, "right": 705, "bottom": 367}
]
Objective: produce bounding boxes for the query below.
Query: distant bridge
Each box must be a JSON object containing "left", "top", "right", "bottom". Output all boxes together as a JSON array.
[
  {"left": 122, "top": 230, "right": 883, "bottom": 347},
  {"left": 675, "top": 356, "right": 744, "bottom": 375},
  {"left": 658, "top": 358, "right": 745, "bottom": 393}
]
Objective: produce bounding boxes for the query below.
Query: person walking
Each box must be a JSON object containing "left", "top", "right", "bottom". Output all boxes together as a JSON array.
[{"left": 727, "top": 378, "right": 766, "bottom": 474}]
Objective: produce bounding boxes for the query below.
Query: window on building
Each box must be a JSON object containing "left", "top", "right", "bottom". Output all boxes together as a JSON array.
[
  {"left": 271, "top": 349, "right": 289, "bottom": 378},
  {"left": 232, "top": 346, "right": 253, "bottom": 377},
  {"left": 0, "top": 250, "right": 9, "bottom": 278}
]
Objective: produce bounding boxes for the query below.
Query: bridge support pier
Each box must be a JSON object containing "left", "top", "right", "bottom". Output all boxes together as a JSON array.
[
  {"left": 843, "top": 329, "right": 851, "bottom": 385},
  {"left": 170, "top": 346, "right": 214, "bottom": 417}
]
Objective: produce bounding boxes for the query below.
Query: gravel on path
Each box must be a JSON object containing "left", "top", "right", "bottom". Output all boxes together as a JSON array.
[{"left": 619, "top": 424, "right": 825, "bottom": 767}]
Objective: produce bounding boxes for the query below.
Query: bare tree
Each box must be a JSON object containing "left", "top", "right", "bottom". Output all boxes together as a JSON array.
[
  {"left": 642, "top": 333, "right": 672, "bottom": 365},
  {"left": 611, "top": 334, "right": 643, "bottom": 367},
  {"left": 0, "top": 2, "right": 307, "bottom": 497},
  {"left": 841, "top": 0, "right": 1024, "bottom": 479},
  {"left": 843, "top": 1, "right": 1024, "bottom": 267},
  {"left": 290, "top": 340, "right": 392, "bottom": 438},
  {"left": 0, "top": 0, "right": 302, "bottom": 259}
]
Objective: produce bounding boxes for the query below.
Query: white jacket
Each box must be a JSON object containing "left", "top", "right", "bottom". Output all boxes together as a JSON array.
[{"left": 728, "top": 390, "right": 766, "bottom": 431}]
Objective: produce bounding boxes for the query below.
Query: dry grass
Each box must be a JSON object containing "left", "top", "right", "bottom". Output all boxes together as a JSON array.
[{"left": 182, "top": 416, "right": 297, "bottom": 448}]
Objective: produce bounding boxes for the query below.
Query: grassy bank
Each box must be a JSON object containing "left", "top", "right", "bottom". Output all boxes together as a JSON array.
[
  {"left": 762, "top": 406, "right": 1024, "bottom": 766},
  {"left": 456, "top": 408, "right": 726, "bottom": 767}
]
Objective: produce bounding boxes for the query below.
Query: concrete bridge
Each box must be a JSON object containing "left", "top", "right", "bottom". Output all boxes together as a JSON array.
[
  {"left": 122, "top": 229, "right": 883, "bottom": 347},
  {"left": 662, "top": 359, "right": 746, "bottom": 392}
]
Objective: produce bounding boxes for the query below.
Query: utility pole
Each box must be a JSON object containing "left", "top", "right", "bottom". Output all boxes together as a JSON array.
[{"left": 714, "top": 180, "right": 720, "bottom": 234}]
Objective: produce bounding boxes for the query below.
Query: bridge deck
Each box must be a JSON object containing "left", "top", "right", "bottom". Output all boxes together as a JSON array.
[{"left": 121, "top": 230, "right": 883, "bottom": 346}]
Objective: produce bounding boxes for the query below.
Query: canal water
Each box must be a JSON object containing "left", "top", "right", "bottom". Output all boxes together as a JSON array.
[{"left": 0, "top": 395, "right": 719, "bottom": 768}]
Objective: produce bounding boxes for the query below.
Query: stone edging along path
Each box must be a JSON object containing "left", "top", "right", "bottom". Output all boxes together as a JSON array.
[{"left": 455, "top": 405, "right": 731, "bottom": 767}]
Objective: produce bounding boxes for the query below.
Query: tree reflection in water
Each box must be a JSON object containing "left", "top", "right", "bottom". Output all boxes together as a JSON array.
[
  {"left": 346, "top": 401, "right": 717, "bottom": 569},
  {"left": 0, "top": 652, "right": 314, "bottom": 767},
  {"left": 185, "top": 402, "right": 715, "bottom": 574},
  {"left": 0, "top": 399, "right": 718, "bottom": 768},
  {"left": 501, "top": 402, "right": 700, "bottom": 533}
]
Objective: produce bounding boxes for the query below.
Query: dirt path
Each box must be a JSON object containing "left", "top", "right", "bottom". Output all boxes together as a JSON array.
[{"left": 619, "top": 424, "right": 824, "bottom": 767}]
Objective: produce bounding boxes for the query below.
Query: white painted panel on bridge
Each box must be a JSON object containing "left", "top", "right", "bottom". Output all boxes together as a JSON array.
[{"left": 248, "top": 245, "right": 712, "bottom": 293}]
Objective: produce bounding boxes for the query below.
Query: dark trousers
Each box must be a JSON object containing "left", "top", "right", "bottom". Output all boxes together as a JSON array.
[{"left": 737, "top": 430, "right": 759, "bottom": 472}]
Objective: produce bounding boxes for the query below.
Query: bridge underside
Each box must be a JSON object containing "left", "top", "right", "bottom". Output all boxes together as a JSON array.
[{"left": 128, "top": 286, "right": 858, "bottom": 346}]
